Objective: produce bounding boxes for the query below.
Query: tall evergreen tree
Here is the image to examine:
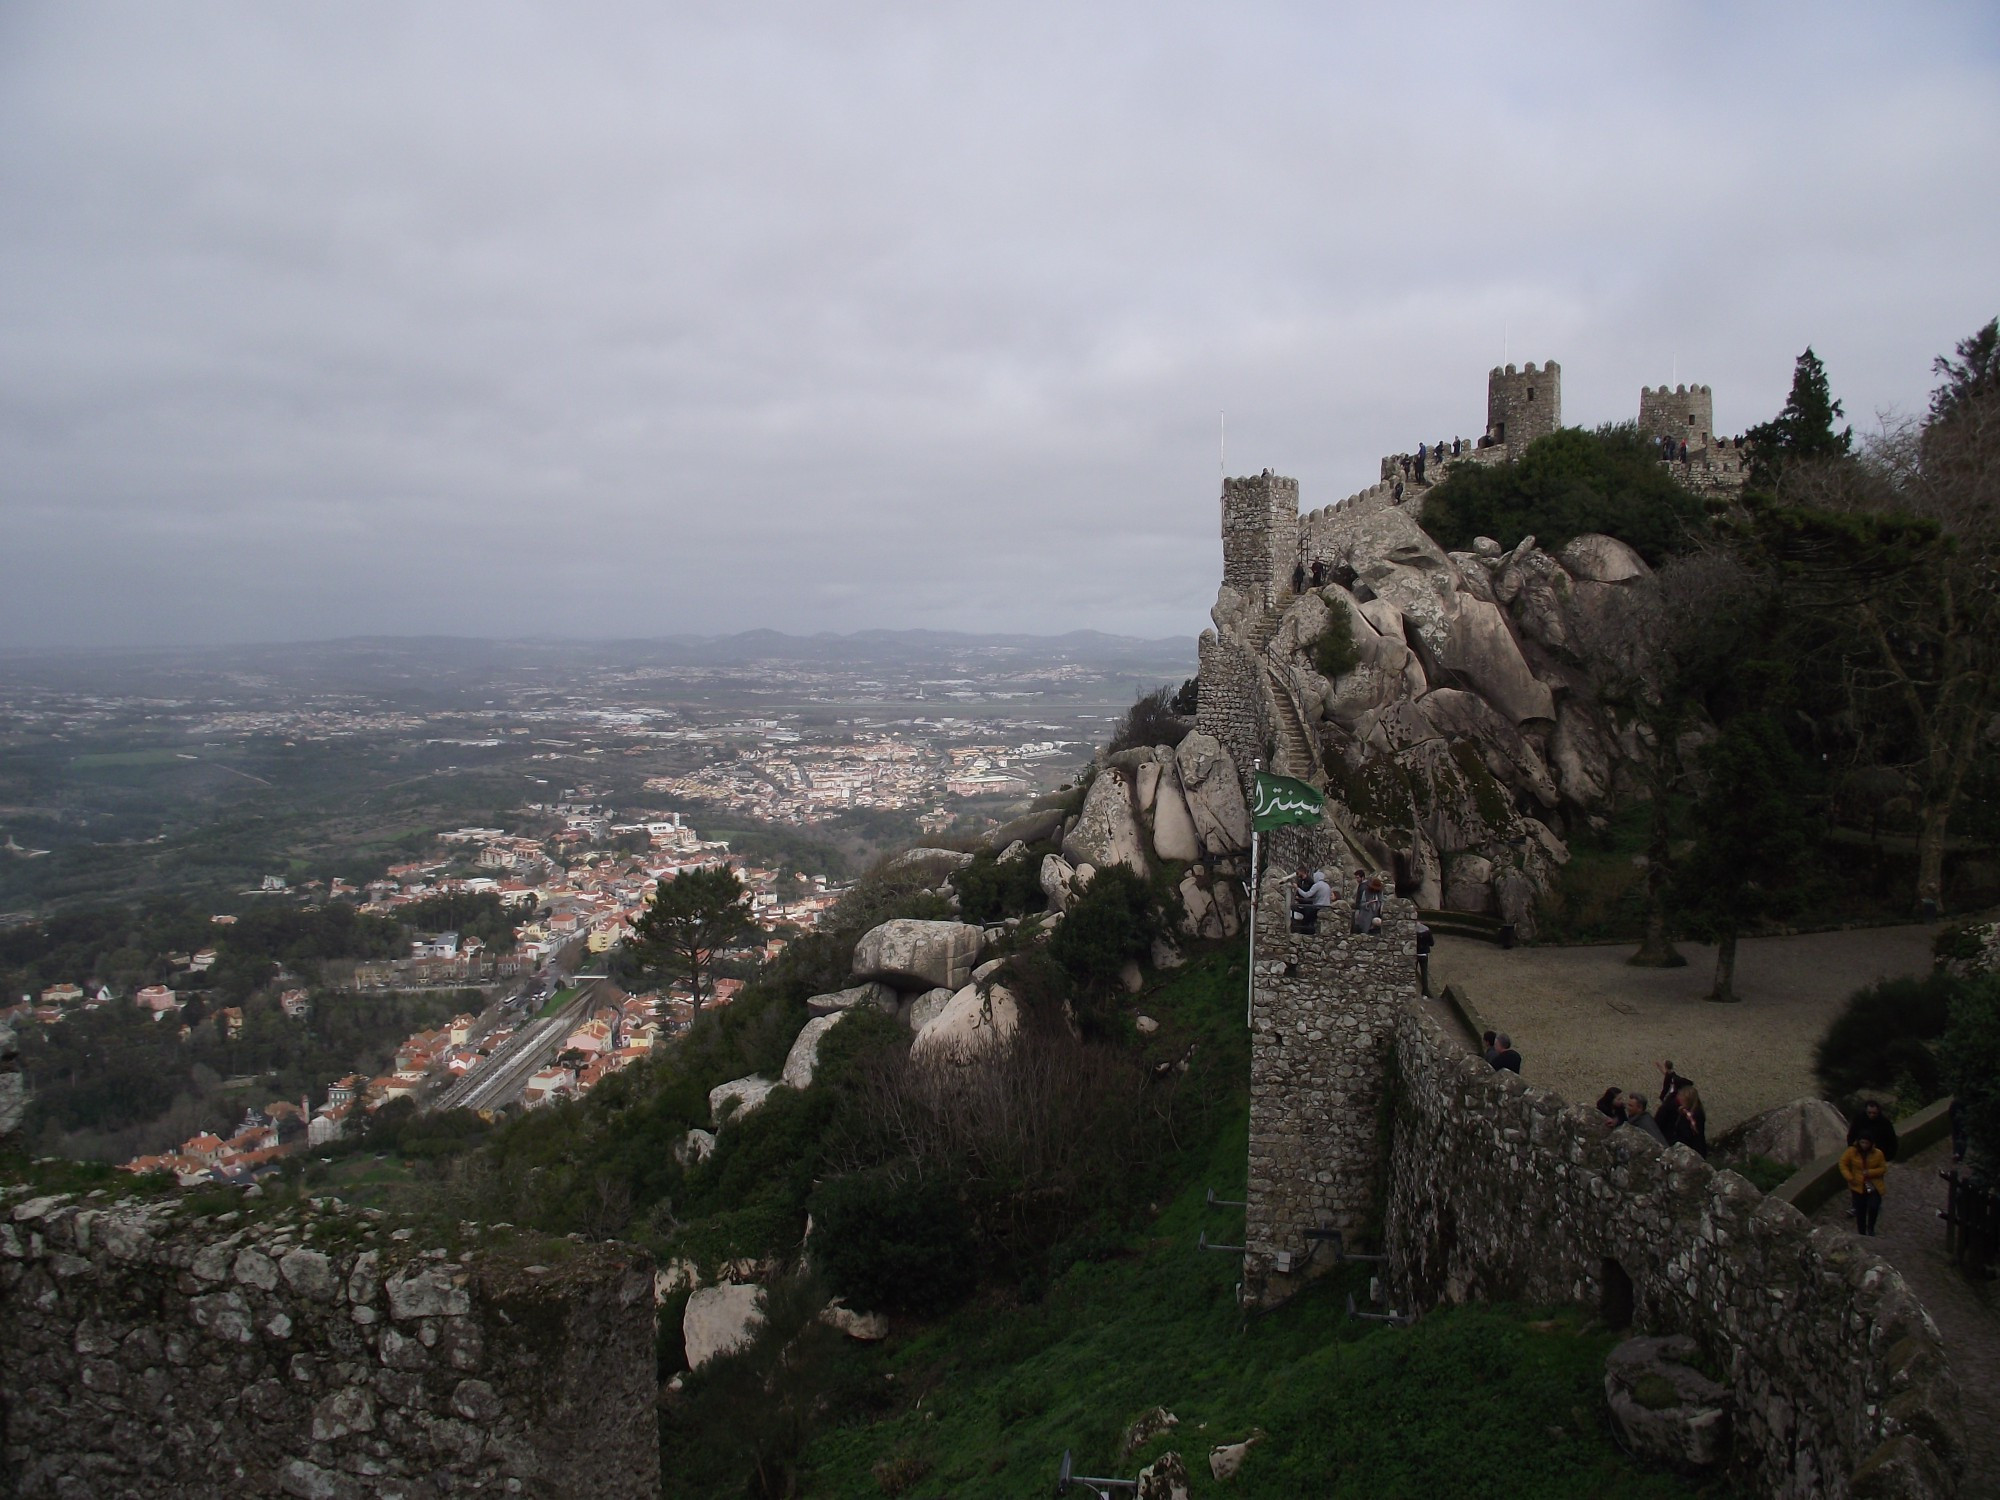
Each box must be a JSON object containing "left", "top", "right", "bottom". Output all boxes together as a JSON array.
[
  {"left": 1745, "top": 347, "right": 1853, "bottom": 489},
  {"left": 629, "top": 865, "right": 754, "bottom": 1004},
  {"left": 1674, "top": 714, "right": 1817, "bottom": 1002}
]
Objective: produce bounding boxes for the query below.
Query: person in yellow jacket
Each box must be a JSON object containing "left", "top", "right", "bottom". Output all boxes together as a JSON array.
[{"left": 1840, "top": 1135, "right": 1888, "bottom": 1236}]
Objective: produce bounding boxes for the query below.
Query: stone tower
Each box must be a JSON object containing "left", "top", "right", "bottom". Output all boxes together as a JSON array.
[
  {"left": 1485, "top": 361, "right": 1561, "bottom": 449},
  {"left": 1639, "top": 383, "right": 1714, "bottom": 449},
  {"left": 1219, "top": 470, "right": 1300, "bottom": 614}
]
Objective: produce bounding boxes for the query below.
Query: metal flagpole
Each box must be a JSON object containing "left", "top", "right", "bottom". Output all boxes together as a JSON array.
[{"left": 1245, "top": 759, "right": 1259, "bottom": 1028}]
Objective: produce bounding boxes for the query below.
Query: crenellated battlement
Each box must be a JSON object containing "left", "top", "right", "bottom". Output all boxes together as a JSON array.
[
  {"left": 1486, "top": 359, "right": 1561, "bottom": 448},
  {"left": 1639, "top": 381, "right": 1716, "bottom": 448}
]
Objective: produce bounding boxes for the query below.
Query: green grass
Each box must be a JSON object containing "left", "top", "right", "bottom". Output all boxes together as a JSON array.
[
  {"left": 538, "top": 985, "right": 579, "bottom": 1020},
  {"left": 782, "top": 953, "right": 1737, "bottom": 1500},
  {"left": 796, "top": 1122, "right": 1733, "bottom": 1497}
]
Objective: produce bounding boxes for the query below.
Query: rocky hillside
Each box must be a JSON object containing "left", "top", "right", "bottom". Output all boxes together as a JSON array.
[{"left": 1211, "top": 501, "right": 1672, "bottom": 935}]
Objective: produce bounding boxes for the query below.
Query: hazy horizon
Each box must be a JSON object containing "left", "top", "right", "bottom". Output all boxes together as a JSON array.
[{"left": 4, "top": 3, "right": 1996, "bottom": 650}]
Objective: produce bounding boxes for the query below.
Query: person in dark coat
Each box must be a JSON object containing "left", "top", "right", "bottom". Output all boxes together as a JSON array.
[
  {"left": 1413, "top": 920, "right": 1433, "bottom": 997},
  {"left": 1482, "top": 1030, "right": 1499, "bottom": 1067},
  {"left": 1666, "top": 1084, "right": 1709, "bottom": 1157},
  {"left": 1596, "top": 1086, "right": 1626, "bottom": 1122},
  {"left": 1620, "top": 1093, "right": 1668, "bottom": 1144},
  {"left": 1490, "top": 1033, "right": 1521, "bottom": 1074},
  {"left": 1848, "top": 1100, "right": 1900, "bottom": 1162},
  {"left": 1657, "top": 1060, "right": 1692, "bottom": 1113}
]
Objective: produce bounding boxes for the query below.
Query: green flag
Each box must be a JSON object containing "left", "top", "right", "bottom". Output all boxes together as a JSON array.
[{"left": 1251, "top": 771, "right": 1324, "bottom": 830}]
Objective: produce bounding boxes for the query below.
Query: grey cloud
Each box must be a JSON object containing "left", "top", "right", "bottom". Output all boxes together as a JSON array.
[{"left": 1, "top": 1, "right": 1995, "bottom": 647}]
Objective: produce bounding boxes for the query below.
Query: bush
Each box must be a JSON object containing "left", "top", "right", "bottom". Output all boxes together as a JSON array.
[
  {"left": 808, "top": 1169, "right": 976, "bottom": 1316},
  {"left": 1944, "top": 976, "right": 2000, "bottom": 1175},
  {"left": 1313, "top": 605, "right": 1361, "bottom": 681},
  {"left": 1047, "top": 865, "right": 1159, "bottom": 994},
  {"left": 951, "top": 846, "right": 1051, "bottom": 925},
  {"left": 1106, "top": 685, "right": 1190, "bottom": 756},
  {"left": 1813, "top": 972, "right": 1961, "bottom": 1103},
  {"left": 1422, "top": 423, "right": 1708, "bottom": 564}
]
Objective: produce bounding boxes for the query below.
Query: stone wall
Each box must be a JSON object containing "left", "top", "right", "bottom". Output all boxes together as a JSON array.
[
  {"left": 1381, "top": 1009, "right": 1962, "bottom": 1498},
  {"left": 0, "top": 1187, "right": 658, "bottom": 1499},
  {"left": 1242, "top": 891, "right": 1419, "bottom": 1309},
  {"left": 1195, "top": 629, "right": 1267, "bottom": 804}
]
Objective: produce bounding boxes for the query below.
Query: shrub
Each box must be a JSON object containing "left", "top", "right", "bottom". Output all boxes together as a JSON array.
[
  {"left": 1943, "top": 976, "right": 2000, "bottom": 1175},
  {"left": 1422, "top": 423, "right": 1708, "bottom": 564},
  {"left": 951, "top": 846, "right": 1051, "bottom": 924},
  {"left": 1813, "top": 972, "right": 1961, "bottom": 1102},
  {"left": 1312, "top": 605, "right": 1361, "bottom": 681},
  {"left": 808, "top": 1169, "right": 976, "bottom": 1316},
  {"left": 1106, "top": 685, "right": 1190, "bottom": 756},
  {"left": 1047, "top": 865, "right": 1159, "bottom": 993}
]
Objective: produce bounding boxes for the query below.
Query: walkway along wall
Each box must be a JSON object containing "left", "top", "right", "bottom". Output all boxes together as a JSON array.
[
  {"left": 0, "top": 1187, "right": 659, "bottom": 1499},
  {"left": 1240, "top": 903, "right": 1963, "bottom": 1497},
  {"left": 1383, "top": 1005, "right": 1962, "bottom": 1498}
]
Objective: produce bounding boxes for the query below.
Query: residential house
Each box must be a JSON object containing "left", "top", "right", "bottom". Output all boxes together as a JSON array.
[{"left": 135, "top": 985, "right": 181, "bottom": 1020}]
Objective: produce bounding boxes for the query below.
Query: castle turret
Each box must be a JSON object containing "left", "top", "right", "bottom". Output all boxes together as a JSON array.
[
  {"left": 1220, "top": 470, "right": 1300, "bottom": 614},
  {"left": 1485, "top": 361, "right": 1560, "bottom": 449},
  {"left": 1639, "top": 383, "right": 1714, "bottom": 449}
]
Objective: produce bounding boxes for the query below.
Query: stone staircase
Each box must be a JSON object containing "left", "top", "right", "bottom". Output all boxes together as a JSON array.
[{"left": 1242, "top": 593, "right": 1318, "bottom": 782}]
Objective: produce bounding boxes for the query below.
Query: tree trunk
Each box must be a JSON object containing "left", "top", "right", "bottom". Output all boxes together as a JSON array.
[
  {"left": 1707, "top": 929, "right": 1740, "bottom": 1002},
  {"left": 1915, "top": 800, "right": 1950, "bottom": 913},
  {"left": 1629, "top": 778, "right": 1686, "bottom": 967}
]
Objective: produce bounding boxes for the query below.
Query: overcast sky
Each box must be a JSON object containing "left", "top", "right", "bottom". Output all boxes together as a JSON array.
[{"left": 2, "top": 3, "right": 1995, "bottom": 650}]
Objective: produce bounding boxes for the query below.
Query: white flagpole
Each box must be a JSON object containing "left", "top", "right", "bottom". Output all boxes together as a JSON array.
[{"left": 1246, "top": 760, "right": 1260, "bottom": 1029}]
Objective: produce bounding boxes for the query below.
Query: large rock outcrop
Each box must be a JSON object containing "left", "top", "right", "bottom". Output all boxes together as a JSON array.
[
  {"left": 851, "top": 919, "right": 983, "bottom": 992},
  {"left": 1062, "top": 769, "right": 1150, "bottom": 877},
  {"left": 910, "top": 981, "right": 1021, "bottom": 1064},
  {"left": 683, "top": 1283, "right": 765, "bottom": 1369}
]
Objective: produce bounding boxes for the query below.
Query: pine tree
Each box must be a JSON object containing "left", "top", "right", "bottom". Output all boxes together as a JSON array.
[
  {"left": 628, "top": 865, "right": 753, "bottom": 1004},
  {"left": 1745, "top": 347, "right": 1853, "bottom": 489}
]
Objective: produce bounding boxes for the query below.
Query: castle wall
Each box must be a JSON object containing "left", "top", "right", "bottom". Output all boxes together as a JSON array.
[
  {"left": 1242, "top": 892, "right": 1417, "bottom": 1309},
  {"left": 0, "top": 1188, "right": 659, "bottom": 1500},
  {"left": 1485, "top": 360, "right": 1561, "bottom": 448},
  {"left": 1238, "top": 906, "right": 1961, "bottom": 1495},
  {"left": 1196, "top": 629, "right": 1267, "bottom": 802},
  {"left": 1383, "top": 1007, "right": 1961, "bottom": 1498}
]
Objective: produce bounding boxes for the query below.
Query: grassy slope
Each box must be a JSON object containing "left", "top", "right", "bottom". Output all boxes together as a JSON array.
[{"left": 795, "top": 953, "right": 1736, "bottom": 1499}]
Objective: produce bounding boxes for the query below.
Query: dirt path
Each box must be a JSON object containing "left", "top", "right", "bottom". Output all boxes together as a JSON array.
[
  {"left": 1809, "top": 1137, "right": 2000, "bottom": 1486},
  {"left": 1431, "top": 924, "right": 1939, "bottom": 1132}
]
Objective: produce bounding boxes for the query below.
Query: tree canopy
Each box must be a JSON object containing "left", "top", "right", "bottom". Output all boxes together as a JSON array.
[
  {"left": 629, "top": 865, "right": 756, "bottom": 1003},
  {"left": 1420, "top": 423, "right": 1708, "bottom": 563},
  {"left": 1744, "top": 346, "right": 1852, "bottom": 489}
]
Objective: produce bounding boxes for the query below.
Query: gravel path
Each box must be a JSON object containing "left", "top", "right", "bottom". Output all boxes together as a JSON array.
[
  {"left": 1430, "top": 924, "right": 1940, "bottom": 1133},
  {"left": 1809, "top": 1137, "right": 2000, "bottom": 1486}
]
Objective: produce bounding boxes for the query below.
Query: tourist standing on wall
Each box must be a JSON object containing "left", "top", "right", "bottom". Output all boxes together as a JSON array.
[
  {"left": 1657, "top": 1060, "right": 1693, "bottom": 1114},
  {"left": 1351, "top": 876, "right": 1384, "bottom": 934},
  {"left": 1414, "top": 919, "right": 1433, "bottom": 997},
  {"left": 1841, "top": 1136, "right": 1888, "bottom": 1235}
]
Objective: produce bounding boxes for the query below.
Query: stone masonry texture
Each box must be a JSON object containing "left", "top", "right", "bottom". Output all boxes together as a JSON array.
[
  {"left": 1384, "top": 1005, "right": 1962, "bottom": 1498},
  {"left": 1238, "top": 893, "right": 1962, "bottom": 1497},
  {"left": 0, "top": 1187, "right": 658, "bottom": 1499},
  {"left": 1243, "top": 890, "right": 1418, "bottom": 1308}
]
